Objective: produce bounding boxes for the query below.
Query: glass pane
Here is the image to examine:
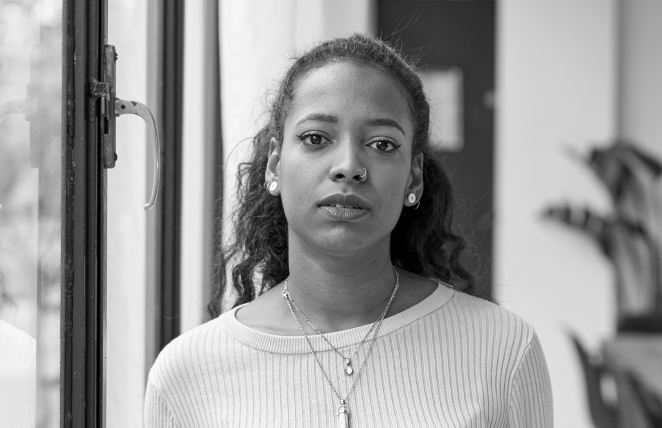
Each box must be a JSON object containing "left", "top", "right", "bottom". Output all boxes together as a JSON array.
[
  {"left": 106, "top": 1, "right": 150, "bottom": 427},
  {"left": 0, "top": 1, "right": 63, "bottom": 427}
]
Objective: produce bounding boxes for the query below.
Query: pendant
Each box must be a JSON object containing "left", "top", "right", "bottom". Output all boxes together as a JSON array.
[
  {"left": 337, "top": 401, "right": 350, "bottom": 428},
  {"left": 344, "top": 358, "right": 353, "bottom": 376}
]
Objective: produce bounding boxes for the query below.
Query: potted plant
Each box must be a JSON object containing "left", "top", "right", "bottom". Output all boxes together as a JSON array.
[{"left": 544, "top": 141, "right": 662, "bottom": 331}]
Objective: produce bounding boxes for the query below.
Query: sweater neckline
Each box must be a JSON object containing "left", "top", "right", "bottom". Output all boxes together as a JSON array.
[{"left": 219, "top": 281, "right": 455, "bottom": 354}]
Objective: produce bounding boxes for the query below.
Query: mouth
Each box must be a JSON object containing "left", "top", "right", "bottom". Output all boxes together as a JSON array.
[
  {"left": 317, "top": 194, "right": 372, "bottom": 220},
  {"left": 323, "top": 203, "right": 366, "bottom": 209},
  {"left": 317, "top": 194, "right": 372, "bottom": 210}
]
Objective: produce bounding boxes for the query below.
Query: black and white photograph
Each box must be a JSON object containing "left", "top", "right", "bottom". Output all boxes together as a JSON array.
[{"left": 0, "top": 0, "right": 661, "bottom": 427}]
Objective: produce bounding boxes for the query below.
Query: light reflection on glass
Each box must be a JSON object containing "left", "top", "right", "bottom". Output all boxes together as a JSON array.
[{"left": 0, "top": 1, "right": 62, "bottom": 427}]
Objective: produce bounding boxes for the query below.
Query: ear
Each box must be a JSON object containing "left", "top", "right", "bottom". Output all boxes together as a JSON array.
[
  {"left": 265, "top": 137, "right": 282, "bottom": 195},
  {"left": 404, "top": 153, "right": 424, "bottom": 206}
]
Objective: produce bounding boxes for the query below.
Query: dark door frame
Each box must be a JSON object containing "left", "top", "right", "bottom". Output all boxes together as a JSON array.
[{"left": 62, "top": 0, "right": 107, "bottom": 426}]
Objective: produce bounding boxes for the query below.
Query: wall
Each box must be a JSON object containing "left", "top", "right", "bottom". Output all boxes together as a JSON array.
[
  {"left": 180, "top": 0, "right": 218, "bottom": 333},
  {"left": 495, "top": 1, "right": 618, "bottom": 426},
  {"left": 618, "top": 0, "right": 662, "bottom": 157}
]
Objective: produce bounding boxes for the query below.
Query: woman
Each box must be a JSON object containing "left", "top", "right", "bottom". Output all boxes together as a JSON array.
[{"left": 145, "top": 34, "right": 553, "bottom": 428}]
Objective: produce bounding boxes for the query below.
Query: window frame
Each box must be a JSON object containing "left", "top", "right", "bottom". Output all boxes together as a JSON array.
[
  {"left": 61, "top": 0, "right": 107, "bottom": 426},
  {"left": 61, "top": 0, "right": 223, "bottom": 423}
]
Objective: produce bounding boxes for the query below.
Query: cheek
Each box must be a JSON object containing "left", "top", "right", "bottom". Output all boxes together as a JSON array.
[
  {"left": 375, "top": 170, "right": 409, "bottom": 213},
  {"left": 279, "top": 156, "right": 317, "bottom": 212}
]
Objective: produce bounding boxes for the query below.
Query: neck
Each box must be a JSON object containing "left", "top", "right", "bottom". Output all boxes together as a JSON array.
[{"left": 285, "top": 234, "right": 398, "bottom": 333}]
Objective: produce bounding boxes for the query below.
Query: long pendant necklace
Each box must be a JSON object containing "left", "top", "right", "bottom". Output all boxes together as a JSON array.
[{"left": 281, "top": 268, "right": 400, "bottom": 428}]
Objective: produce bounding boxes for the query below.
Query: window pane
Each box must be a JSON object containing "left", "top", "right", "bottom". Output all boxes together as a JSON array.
[
  {"left": 0, "top": 1, "right": 63, "bottom": 427},
  {"left": 106, "top": 1, "right": 150, "bottom": 427}
]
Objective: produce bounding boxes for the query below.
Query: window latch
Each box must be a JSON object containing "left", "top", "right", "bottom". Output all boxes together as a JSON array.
[{"left": 92, "top": 45, "right": 161, "bottom": 211}]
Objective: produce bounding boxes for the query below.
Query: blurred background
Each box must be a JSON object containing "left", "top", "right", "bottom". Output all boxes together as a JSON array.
[{"left": 1, "top": 0, "right": 661, "bottom": 427}]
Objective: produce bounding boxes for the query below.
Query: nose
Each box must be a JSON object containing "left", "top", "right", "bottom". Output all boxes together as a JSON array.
[
  {"left": 328, "top": 147, "right": 367, "bottom": 183},
  {"left": 330, "top": 166, "right": 367, "bottom": 183}
]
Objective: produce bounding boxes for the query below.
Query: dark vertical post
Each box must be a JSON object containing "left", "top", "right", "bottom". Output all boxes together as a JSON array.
[
  {"left": 205, "top": 0, "right": 222, "bottom": 321},
  {"left": 62, "top": 0, "right": 106, "bottom": 426},
  {"left": 156, "top": 0, "right": 185, "bottom": 349}
]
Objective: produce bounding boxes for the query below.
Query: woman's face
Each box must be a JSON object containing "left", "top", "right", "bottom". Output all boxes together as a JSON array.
[{"left": 267, "top": 61, "right": 422, "bottom": 254}]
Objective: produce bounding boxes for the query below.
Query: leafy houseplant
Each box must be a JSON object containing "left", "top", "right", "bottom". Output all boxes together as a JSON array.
[{"left": 544, "top": 141, "right": 662, "bottom": 322}]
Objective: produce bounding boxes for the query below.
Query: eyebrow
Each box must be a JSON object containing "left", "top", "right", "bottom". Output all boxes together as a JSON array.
[
  {"left": 296, "top": 114, "right": 406, "bottom": 137},
  {"left": 296, "top": 114, "right": 338, "bottom": 126},
  {"left": 365, "top": 118, "right": 406, "bottom": 137}
]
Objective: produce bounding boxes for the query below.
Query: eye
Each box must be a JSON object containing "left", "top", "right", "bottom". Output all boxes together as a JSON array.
[
  {"left": 366, "top": 138, "right": 401, "bottom": 153},
  {"left": 296, "top": 131, "right": 330, "bottom": 148}
]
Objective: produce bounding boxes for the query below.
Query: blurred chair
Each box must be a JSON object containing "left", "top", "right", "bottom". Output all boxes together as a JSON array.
[
  {"left": 569, "top": 332, "right": 618, "bottom": 428},
  {"left": 623, "top": 371, "right": 662, "bottom": 428}
]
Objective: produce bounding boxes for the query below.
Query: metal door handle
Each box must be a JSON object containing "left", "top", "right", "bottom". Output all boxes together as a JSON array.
[
  {"left": 95, "top": 45, "right": 161, "bottom": 211},
  {"left": 114, "top": 98, "right": 160, "bottom": 210}
]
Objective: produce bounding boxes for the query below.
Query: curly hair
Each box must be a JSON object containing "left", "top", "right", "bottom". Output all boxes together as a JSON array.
[{"left": 209, "top": 34, "right": 489, "bottom": 317}]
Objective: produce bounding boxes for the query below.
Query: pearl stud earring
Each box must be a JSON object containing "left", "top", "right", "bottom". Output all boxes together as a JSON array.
[
  {"left": 407, "top": 193, "right": 416, "bottom": 204},
  {"left": 268, "top": 181, "right": 279, "bottom": 192}
]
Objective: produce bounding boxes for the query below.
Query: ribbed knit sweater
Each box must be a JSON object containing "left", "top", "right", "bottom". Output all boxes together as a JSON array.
[
  {"left": 0, "top": 320, "right": 35, "bottom": 428},
  {"left": 145, "top": 283, "right": 553, "bottom": 427}
]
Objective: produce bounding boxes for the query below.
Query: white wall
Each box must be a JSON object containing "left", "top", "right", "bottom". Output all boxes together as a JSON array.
[
  {"left": 495, "top": 1, "right": 618, "bottom": 426},
  {"left": 180, "top": 0, "right": 217, "bottom": 333},
  {"left": 180, "top": 0, "right": 206, "bottom": 332},
  {"left": 618, "top": 0, "right": 662, "bottom": 158}
]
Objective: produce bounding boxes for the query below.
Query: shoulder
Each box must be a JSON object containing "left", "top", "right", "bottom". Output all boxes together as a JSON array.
[
  {"left": 430, "top": 284, "right": 539, "bottom": 360},
  {"left": 144, "top": 316, "right": 237, "bottom": 427},
  {"left": 0, "top": 320, "right": 36, "bottom": 376},
  {"left": 146, "top": 315, "right": 228, "bottom": 393},
  {"left": 0, "top": 320, "right": 35, "bottom": 355},
  {"left": 452, "top": 288, "right": 535, "bottom": 330},
  {"left": 425, "top": 285, "right": 550, "bottom": 394},
  {"left": 0, "top": 321, "right": 36, "bottom": 426}
]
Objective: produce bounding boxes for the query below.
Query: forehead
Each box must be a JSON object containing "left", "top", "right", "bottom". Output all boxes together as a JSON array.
[{"left": 288, "top": 61, "right": 413, "bottom": 127}]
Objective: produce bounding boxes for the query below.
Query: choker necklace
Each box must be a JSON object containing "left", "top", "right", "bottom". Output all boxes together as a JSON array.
[{"left": 281, "top": 267, "right": 400, "bottom": 428}]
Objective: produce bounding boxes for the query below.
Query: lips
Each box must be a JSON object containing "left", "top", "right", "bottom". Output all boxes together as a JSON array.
[
  {"left": 317, "top": 193, "right": 372, "bottom": 220},
  {"left": 317, "top": 193, "right": 372, "bottom": 210}
]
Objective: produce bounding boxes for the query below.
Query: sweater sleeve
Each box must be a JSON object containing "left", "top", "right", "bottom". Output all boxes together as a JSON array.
[
  {"left": 508, "top": 333, "right": 554, "bottom": 428},
  {"left": 144, "top": 380, "right": 180, "bottom": 428}
]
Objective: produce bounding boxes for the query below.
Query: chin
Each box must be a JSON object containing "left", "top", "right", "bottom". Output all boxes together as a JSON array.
[
  {"left": 320, "top": 237, "right": 367, "bottom": 254},
  {"left": 315, "top": 227, "right": 390, "bottom": 255},
  {"left": 287, "top": 215, "right": 395, "bottom": 255}
]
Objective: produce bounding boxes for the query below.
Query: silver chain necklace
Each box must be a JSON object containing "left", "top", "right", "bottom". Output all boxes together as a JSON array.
[
  {"left": 281, "top": 268, "right": 400, "bottom": 428},
  {"left": 283, "top": 265, "right": 398, "bottom": 376}
]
